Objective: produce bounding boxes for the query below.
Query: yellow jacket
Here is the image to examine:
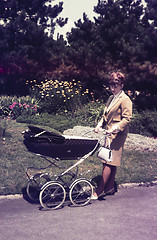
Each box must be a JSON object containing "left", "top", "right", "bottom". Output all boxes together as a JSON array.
[
  {"left": 97, "top": 90, "right": 132, "bottom": 166},
  {"left": 97, "top": 90, "right": 132, "bottom": 134}
]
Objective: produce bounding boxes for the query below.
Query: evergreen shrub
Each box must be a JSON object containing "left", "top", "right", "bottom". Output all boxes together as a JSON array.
[{"left": 130, "top": 109, "right": 157, "bottom": 137}]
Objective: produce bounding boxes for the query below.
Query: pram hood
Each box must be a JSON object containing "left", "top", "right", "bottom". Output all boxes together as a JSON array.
[
  {"left": 23, "top": 125, "right": 65, "bottom": 144},
  {"left": 23, "top": 126, "right": 98, "bottom": 160}
]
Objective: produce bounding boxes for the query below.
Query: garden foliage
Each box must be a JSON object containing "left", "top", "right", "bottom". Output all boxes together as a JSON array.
[
  {"left": 0, "top": 92, "right": 156, "bottom": 137},
  {"left": 0, "top": 0, "right": 156, "bottom": 107},
  {"left": 30, "top": 78, "right": 90, "bottom": 113},
  {"left": 0, "top": 95, "right": 39, "bottom": 119},
  {"left": 0, "top": 0, "right": 157, "bottom": 138}
]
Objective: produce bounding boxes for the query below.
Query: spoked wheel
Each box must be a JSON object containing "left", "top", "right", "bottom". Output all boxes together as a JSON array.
[
  {"left": 69, "top": 179, "right": 93, "bottom": 207},
  {"left": 39, "top": 181, "right": 66, "bottom": 210},
  {"left": 26, "top": 173, "right": 51, "bottom": 202}
]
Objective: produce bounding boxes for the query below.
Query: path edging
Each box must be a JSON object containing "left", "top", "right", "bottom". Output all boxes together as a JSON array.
[{"left": 1, "top": 180, "right": 157, "bottom": 200}]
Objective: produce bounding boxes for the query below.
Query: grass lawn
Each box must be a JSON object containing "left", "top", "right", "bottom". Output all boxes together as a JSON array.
[{"left": 0, "top": 118, "right": 157, "bottom": 195}]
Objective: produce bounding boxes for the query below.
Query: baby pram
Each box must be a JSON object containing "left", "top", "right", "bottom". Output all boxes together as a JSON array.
[{"left": 23, "top": 126, "right": 107, "bottom": 210}]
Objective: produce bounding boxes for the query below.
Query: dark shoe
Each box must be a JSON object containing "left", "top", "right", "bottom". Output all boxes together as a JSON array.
[
  {"left": 104, "top": 181, "right": 118, "bottom": 196},
  {"left": 104, "top": 188, "right": 116, "bottom": 196},
  {"left": 114, "top": 181, "right": 118, "bottom": 192}
]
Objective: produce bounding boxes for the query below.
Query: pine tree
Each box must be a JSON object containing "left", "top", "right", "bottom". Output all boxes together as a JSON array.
[
  {"left": 0, "top": 0, "right": 67, "bottom": 94},
  {"left": 67, "top": 0, "right": 157, "bottom": 99}
]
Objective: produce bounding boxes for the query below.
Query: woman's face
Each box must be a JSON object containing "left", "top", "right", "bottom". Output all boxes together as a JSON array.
[{"left": 109, "top": 82, "right": 123, "bottom": 95}]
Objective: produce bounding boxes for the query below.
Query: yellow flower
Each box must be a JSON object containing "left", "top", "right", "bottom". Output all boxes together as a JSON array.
[{"left": 64, "top": 82, "right": 68, "bottom": 86}]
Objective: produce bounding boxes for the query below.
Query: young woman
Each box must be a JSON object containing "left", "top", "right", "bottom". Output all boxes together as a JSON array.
[{"left": 92, "top": 72, "right": 132, "bottom": 199}]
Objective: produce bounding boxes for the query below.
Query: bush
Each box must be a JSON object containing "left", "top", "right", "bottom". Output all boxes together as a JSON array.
[
  {"left": 31, "top": 79, "right": 90, "bottom": 114},
  {"left": 0, "top": 95, "right": 39, "bottom": 119},
  {"left": 130, "top": 109, "right": 157, "bottom": 137},
  {"left": 134, "top": 94, "right": 157, "bottom": 111},
  {"left": 2, "top": 94, "right": 156, "bottom": 137},
  {"left": 73, "top": 101, "right": 105, "bottom": 127},
  {"left": 16, "top": 98, "right": 157, "bottom": 137},
  {"left": 16, "top": 101, "right": 105, "bottom": 132}
]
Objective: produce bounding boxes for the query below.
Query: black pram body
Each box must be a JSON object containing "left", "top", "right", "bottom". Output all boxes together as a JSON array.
[{"left": 23, "top": 126, "right": 98, "bottom": 160}]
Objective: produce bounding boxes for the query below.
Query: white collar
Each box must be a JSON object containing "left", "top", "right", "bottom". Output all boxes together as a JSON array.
[
  {"left": 113, "top": 90, "right": 122, "bottom": 99},
  {"left": 106, "top": 90, "right": 123, "bottom": 113}
]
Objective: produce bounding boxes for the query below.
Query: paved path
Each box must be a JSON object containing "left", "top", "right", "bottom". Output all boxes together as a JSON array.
[{"left": 0, "top": 185, "right": 157, "bottom": 240}]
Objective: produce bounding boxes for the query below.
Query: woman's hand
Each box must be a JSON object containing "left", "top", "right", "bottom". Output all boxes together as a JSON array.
[
  {"left": 106, "top": 128, "right": 113, "bottom": 134},
  {"left": 106, "top": 125, "right": 120, "bottom": 134},
  {"left": 94, "top": 126, "right": 102, "bottom": 133}
]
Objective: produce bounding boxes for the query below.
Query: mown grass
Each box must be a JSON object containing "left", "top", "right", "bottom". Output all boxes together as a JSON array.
[{"left": 0, "top": 118, "right": 157, "bottom": 195}]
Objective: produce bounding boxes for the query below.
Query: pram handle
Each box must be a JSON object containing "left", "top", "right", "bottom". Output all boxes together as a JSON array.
[
  {"left": 95, "top": 128, "right": 111, "bottom": 136},
  {"left": 81, "top": 129, "right": 94, "bottom": 136}
]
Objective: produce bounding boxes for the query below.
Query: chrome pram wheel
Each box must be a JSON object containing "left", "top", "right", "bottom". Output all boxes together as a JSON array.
[
  {"left": 26, "top": 173, "right": 51, "bottom": 202},
  {"left": 39, "top": 181, "right": 66, "bottom": 210},
  {"left": 69, "top": 179, "right": 93, "bottom": 206}
]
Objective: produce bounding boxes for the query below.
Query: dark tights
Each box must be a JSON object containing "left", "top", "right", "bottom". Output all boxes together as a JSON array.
[{"left": 96, "top": 164, "right": 116, "bottom": 196}]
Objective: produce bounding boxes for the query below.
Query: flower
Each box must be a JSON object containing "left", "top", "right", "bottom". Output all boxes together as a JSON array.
[{"left": 9, "top": 105, "right": 13, "bottom": 109}]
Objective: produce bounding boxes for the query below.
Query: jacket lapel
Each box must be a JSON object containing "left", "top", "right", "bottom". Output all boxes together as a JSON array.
[
  {"left": 106, "top": 91, "right": 124, "bottom": 115},
  {"left": 104, "top": 95, "right": 114, "bottom": 111}
]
